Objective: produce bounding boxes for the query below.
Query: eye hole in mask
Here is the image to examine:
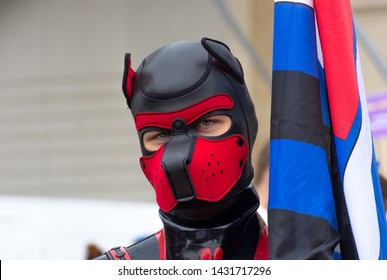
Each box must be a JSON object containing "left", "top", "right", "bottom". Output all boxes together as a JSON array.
[{"left": 142, "top": 114, "right": 232, "bottom": 152}]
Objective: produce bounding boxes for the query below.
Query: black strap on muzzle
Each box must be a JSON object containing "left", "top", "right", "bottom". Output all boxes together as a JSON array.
[{"left": 162, "top": 119, "right": 196, "bottom": 202}]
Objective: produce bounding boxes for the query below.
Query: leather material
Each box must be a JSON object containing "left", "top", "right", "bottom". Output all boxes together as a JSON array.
[
  {"left": 159, "top": 188, "right": 261, "bottom": 260},
  {"left": 140, "top": 132, "right": 248, "bottom": 212},
  {"left": 97, "top": 188, "right": 269, "bottom": 260},
  {"left": 108, "top": 38, "right": 267, "bottom": 260},
  {"left": 125, "top": 38, "right": 258, "bottom": 214}
]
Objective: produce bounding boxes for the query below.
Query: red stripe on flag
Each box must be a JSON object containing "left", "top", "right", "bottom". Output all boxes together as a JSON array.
[{"left": 315, "top": 0, "right": 358, "bottom": 140}]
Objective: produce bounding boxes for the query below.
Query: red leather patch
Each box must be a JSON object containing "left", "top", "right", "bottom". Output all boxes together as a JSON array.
[
  {"left": 140, "top": 146, "right": 177, "bottom": 212},
  {"left": 125, "top": 55, "right": 135, "bottom": 100},
  {"left": 134, "top": 94, "right": 233, "bottom": 130},
  {"left": 254, "top": 219, "right": 269, "bottom": 260},
  {"left": 213, "top": 247, "right": 224, "bottom": 260},
  {"left": 199, "top": 248, "right": 212, "bottom": 260},
  {"left": 200, "top": 247, "right": 223, "bottom": 260},
  {"left": 140, "top": 135, "right": 248, "bottom": 212},
  {"left": 188, "top": 135, "right": 248, "bottom": 202},
  {"left": 155, "top": 229, "right": 166, "bottom": 260},
  {"left": 136, "top": 94, "right": 243, "bottom": 213}
]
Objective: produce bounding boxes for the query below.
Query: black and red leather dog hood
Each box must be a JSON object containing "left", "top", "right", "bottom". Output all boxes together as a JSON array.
[{"left": 122, "top": 37, "right": 258, "bottom": 214}]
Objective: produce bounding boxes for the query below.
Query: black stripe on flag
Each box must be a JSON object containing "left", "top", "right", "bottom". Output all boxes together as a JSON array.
[
  {"left": 269, "top": 209, "right": 340, "bottom": 259},
  {"left": 271, "top": 70, "right": 325, "bottom": 149}
]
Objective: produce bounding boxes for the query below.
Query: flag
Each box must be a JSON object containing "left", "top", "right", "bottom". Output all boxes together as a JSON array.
[{"left": 269, "top": 0, "right": 387, "bottom": 259}]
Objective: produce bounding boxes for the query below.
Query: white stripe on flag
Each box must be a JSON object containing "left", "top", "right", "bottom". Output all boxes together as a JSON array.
[
  {"left": 343, "top": 45, "right": 380, "bottom": 259},
  {"left": 315, "top": 17, "right": 323, "bottom": 67},
  {"left": 274, "top": 0, "right": 314, "bottom": 9}
]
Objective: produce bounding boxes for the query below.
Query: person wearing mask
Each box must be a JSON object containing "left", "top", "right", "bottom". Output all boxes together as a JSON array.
[{"left": 96, "top": 37, "right": 268, "bottom": 260}]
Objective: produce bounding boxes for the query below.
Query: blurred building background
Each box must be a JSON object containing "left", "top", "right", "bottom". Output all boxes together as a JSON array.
[{"left": 0, "top": 0, "right": 386, "bottom": 259}]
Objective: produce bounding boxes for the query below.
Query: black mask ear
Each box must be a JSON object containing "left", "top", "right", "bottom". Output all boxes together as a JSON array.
[{"left": 201, "top": 37, "right": 244, "bottom": 84}]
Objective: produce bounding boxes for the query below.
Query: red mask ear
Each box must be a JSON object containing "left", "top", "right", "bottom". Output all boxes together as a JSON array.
[{"left": 122, "top": 53, "right": 135, "bottom": 108}]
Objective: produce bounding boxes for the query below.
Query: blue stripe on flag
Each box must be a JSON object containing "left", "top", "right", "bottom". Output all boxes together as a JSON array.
[
  {"left": 333, "top": 105, "right": 362, "bottom": 180},
  {"left": 269, "top": 139, "right": 337, "bottom": 229},
  {"left": 273, "top": 2, "right": 318, "bottom": 78},
  {"left": 318, "top": 64, "right": 331, "bottom": 127}
]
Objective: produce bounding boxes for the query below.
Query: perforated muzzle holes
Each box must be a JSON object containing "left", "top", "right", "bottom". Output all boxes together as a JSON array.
[{"left": 140, "top": 134, "right": 249, "bottom": 212}]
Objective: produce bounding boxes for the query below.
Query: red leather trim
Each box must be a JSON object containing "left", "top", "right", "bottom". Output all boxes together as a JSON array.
[
  {"left": 199, "top": 248, "right": 212, "bottom": 260},
  {"left": 119, "top": 246, "right": 131, "bottom": 260},
  {"left": 155, "top": 229, "right": 165, "bottom": 260},
  {"left": 213, "top": 247, "right": 223, "bottom": 260},
  {"left": 125, "top": 57, "right": 135, "bottom": 99},
  {"left": 108, "top": 247, "right": 131, "bottom": 260},
  {"left": 109, "top": 249, "right": 119, "bottom": 260},
  {"left": 254, "top": 218, "right": 269, "bottom": 260},
  {"left": 134, "top": 94, "right": 233, "bottom": 130}
]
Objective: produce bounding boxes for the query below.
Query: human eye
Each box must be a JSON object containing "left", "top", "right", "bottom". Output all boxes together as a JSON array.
[
  {"left": 194, "top": 115, "right": 232, "bottom": 137},
  {"left": 196, "top": 119, "right": 214, "bottom": 130},
  {"left": 143, "top": 130, "right": 171, "bottom": 151},
  {"left": 155, "top": 132, "right": 170, "bottom": 140}
]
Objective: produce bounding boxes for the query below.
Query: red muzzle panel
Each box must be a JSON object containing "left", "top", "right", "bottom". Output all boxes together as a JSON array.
[
  {"left": 140, "top": 145, "right": 177, "bottom": 211},
  {"left": 140, "top": 135, "right": 248, "bottom": 212},
  {"left": 187, "top": 135, "right": 248, "bottom": 201}
]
